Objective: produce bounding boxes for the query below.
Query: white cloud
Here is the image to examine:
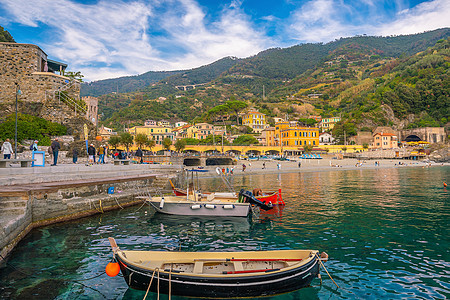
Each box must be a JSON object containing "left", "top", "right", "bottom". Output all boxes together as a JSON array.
[
  {"left": 287, "top": 0, "right": 360, "bottom": 42},
  {"left": 376, "top": 0, "right": 450, "bottom": 36},
  {"left": 286, "top": 0, "right": 449, "bottom": 43},
  {"left": 0, "top": 0, "right": 270, "bottom": 81}
]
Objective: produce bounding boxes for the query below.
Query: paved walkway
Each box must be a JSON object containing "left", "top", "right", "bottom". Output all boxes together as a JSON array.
[{"left": 0, "top": 163, "right": 182, "bottom": 186}]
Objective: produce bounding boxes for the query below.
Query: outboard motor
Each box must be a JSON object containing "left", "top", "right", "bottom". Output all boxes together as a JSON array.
[{"left": 238, "top": 189, "right": 273, "bottom": 211}]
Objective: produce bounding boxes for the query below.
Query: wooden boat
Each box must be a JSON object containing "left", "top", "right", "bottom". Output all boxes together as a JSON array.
[
  {"left": 147, "top": 195, "right": 252, "bottom": 217},
  {"left": 146, "top": 189, "right": 273, "bottom": 217},
  {"left": 108, "top": 237, "right": 327, "bottom": 298}
]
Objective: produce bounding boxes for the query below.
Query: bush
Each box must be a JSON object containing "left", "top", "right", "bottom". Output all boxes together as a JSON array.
[{"left": 0, "top": 114, "right": 66, "bottom": 145}]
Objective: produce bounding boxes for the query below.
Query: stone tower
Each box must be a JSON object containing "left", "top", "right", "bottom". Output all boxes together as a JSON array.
[{"left": 83, "top": 96, "right": 98, "bottom": 127}]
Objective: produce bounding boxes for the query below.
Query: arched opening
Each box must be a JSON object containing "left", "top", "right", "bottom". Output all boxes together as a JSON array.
[
  {"left": 246, "top": 150, "right": 261, "bottom": 156},
  {"left": 266, "top": 150, "right": 280, "bottom": 155},
  {"left": 226, "top": 150, "right": 241, "bottom": 155},
  {"left": 405, "top": 135, "right": 422, "bottom": 142}
]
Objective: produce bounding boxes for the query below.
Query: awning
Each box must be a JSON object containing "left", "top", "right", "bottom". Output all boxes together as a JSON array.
[{"left": 47, "top": 59, "right": 68, "bottom": 73}]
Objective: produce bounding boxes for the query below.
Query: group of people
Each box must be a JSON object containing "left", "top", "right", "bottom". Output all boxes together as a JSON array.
[{"left": 84, "top": 144, "right": 108, "bottom": 165}]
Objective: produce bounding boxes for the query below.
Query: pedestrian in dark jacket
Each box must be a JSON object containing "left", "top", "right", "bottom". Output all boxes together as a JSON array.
[
  {"left": 88, "top": 144, "right": 96, "bottom": 165},
  {"left": 135, "top": 148, "right": 143, "bottom": 163},
  {"left": 72, "top": 148, "right": 79, "bottom": 164},
  {"left": 51, "top": 138, "right": 61, "bottom": 166}
]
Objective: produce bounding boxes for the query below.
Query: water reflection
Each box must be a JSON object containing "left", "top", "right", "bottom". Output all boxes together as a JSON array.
[{"left": 0, "top": 167, "right": 448, "bottom": 299}]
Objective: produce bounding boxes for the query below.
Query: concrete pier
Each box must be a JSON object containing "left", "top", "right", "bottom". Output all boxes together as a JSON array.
[{"left": 0, "top": 163, "right": 184, "bottom": 262}]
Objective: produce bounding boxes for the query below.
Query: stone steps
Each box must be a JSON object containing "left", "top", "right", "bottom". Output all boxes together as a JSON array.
[
  {"left": 0, "top": 199, "right": 27, "bottom": 209},
  {"left": 0, "top": 206, "right": 26, "bottom": 216}
]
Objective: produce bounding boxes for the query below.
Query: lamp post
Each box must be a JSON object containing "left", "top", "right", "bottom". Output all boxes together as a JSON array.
[{"left": 14, "top": 83, "right": 21, "bottom": 159}]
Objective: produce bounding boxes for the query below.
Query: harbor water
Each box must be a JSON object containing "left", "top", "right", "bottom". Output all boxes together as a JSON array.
[{"left": 0, "top": 166, "right": 449, "bottom": 299}]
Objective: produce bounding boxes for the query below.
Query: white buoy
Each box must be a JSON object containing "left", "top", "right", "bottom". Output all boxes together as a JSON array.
[{"left": 159, "top": 197, "right": 165, "bottom": 209}]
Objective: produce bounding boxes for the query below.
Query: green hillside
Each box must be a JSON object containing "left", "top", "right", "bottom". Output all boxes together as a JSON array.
[
  {"left": 93, "top": 29, "right": 449, "bottom": 133},
  {"left": 80, "top": 70, "right": 183, "bottom": 97}
]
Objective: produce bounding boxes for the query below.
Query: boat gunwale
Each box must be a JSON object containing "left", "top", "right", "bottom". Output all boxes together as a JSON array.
[{"left": 115, "top": 249, "right": 318, "bottom": 278}]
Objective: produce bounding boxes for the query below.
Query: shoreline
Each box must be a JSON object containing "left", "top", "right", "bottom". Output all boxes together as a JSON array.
[{"left": 187, "top": 158, "right": 449, "bottom": 178}]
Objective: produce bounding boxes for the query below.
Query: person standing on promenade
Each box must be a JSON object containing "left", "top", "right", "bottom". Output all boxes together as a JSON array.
[
  {"left": 262, "top": 162, "right": 266, "bottom": 169},
  {"left": 98, "top": 145, "right": 105, "bottom": 164},
  {"left": 88, "top": 144, "right": 96, "bottom": 165},
  {"left": 1, "top": 139, "right": 13, "bottom": 159},
  {"left": 72, "top": 148, "right": 78, "bottom": 164},
  {"left": 51, "top": 138, "right": 61, "bottom": 166},
  {"left": 135, "top": 147, "right": 143, "bottom": 163},
  {"left": 298, "top": 161, "right": 301, "bottom": 168}
]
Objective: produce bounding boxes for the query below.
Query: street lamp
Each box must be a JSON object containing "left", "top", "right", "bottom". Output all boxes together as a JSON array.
[{"left": 14, "top": 83, "right": 21, "bottom": 159}]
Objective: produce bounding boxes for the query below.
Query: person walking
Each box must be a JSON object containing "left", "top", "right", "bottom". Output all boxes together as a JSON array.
[
  {"left": 1, "top": 139, "right": 13, "bottom": 159},
  {"left": 88, "top": 144, "right": 96, "bottom": 165},
  {"left": 31, "top": 140, "right": 38, "bottom": 151},
  {"left": 72, "top": 148, "right": 79, "bottom": 164},
  {"left": 298, "top": 161, "right": 301, "bottom": 168},
  {"left": 51, "top": 138, "right": 61, "bottom": 166},
  {"left": 98, "top": 145, "right": 105, "bottom": 164}
]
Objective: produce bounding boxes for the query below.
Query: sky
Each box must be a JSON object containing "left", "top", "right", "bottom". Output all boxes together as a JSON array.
[{"left": 1, "top": 0, "right": 449, "bottom": 81}]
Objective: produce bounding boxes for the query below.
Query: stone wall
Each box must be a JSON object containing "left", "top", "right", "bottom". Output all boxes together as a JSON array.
[
  {"left": 0, "top": 173, "right": 180, "bottom": 262},
  {"left": 0, "top": 42, "right": 86, "bottom": 136}
]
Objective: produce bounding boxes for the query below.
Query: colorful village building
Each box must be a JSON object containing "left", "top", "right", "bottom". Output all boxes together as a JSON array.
[{"left": 242, "top": 111, "right": 268, "bottom": 134}]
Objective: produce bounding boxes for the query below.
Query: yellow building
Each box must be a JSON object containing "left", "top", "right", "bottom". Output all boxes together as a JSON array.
[
  {"left": 242, "top": 111, "right": 267, "bottom": 133},
  {"left": 275, "top": 121, "right": 319, "bottom": 147},
  {"left": 320, "top": 117, "right": 341, "bottom": 131},
  {"left": 186, "top": 125, "right": 198, "bottom": 139},
  {"left": 128, "top": 125, "right": 174, "bottom": 145}
]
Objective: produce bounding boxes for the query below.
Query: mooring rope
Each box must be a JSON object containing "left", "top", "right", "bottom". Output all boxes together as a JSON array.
[
  {"left": 169, "top": 264, "right": 172, "bottom": 300},
  {"left": 143, "top": 268, "right": 158, "bottom": 300},
  {"left": 315, "top": 253, "right": 339, "bottom": 289},
  {"left": 157, "top": 268, "right": 160, "bottom": 300}
]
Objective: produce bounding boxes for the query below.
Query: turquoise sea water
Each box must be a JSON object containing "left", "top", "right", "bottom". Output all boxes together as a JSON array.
[{"left": 0, "top": 166, "right": 449, "bottom": 299}]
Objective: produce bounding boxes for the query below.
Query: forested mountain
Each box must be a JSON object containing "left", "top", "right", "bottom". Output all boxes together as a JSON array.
[
  {"left": 85, "top": 28, "right": 449, "bottom": 98},
  {"left": 99, "top": 29, "right": 449, "bottom": 133},
  {"left": 98, "top": 29, "right": 449, "bottom": 131},
  {"left": 0, "top": 26, "right": 15, "bottom": 42},
  {"left": 80, "top": 70, "right": 183, "bottom": 97}
]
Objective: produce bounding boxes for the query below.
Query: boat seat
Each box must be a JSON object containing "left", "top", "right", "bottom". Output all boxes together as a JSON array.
[
  {"left": 233, "top": 261, "right": 244, "bottom": 271},
  {"left": 193, "top": 261, "right": 204, "bottom": 273}
]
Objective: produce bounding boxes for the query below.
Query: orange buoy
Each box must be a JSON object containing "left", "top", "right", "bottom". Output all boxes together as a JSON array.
[
  {"left": 444, "top": 182, "right": 447, "bottom": 187},
  {"left": 105, "top": 262, "right": 120, "bottom": 277}
]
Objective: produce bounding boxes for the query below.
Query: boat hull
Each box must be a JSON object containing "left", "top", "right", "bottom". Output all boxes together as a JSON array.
[
  {"left": 116, "top": 252, "right": 320, "bottom": 298},
  {"left": 173, "top": 188, "right": 285, "bottom": 206},
  {"left": 149, "top": 199, "right": 251, "bottom": 217}
]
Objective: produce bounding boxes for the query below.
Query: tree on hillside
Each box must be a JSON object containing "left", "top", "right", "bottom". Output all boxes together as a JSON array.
[
  {"left": 135, "top": 133, "right": 149, "bottom": 149},
  {"left": 332, "top": 122, "right": 357, "bottom": 145},
  {"left": 62, "top": 70, "right": 84, "bottom": 82},
  {"left": 120, "top": 132, "right": 134, "bottom": 152},
  {"left": 226, "top": 100, "right": 247, "bottom": 125},
  {"left": 298, "top": 118, "right": 318, "bottom": 127},
  {"left": 0, "top": 26, "right": 15, "bottom": 42},
  {"left": 174, "top": 139, "right": 187, "bottom": 152},
  {"left": 183, "top": 138, "right": 200, "bottom": 145},
  {"left": 162, "top": 138, "right": 172, "bottom": 151},
  {"left": 233, "top": 135, "right": 258, "bottom": 145},
  {"left": 108, "top": 136, "right": 121, "bottom": 151}
]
